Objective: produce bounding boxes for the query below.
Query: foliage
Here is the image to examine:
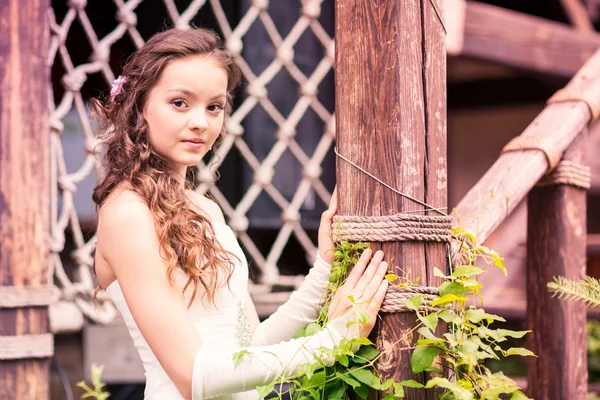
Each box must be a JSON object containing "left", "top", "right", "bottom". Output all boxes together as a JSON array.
[
  {"left": 77, "top": 364, "right": 110, "bottom": 399},
  {"left": 588, "top": 320, "right": 600, "bottom": 383},
  {"left": 548, "top": 275, "right": 600, "bottom": 309},
  {"left": 403, "top": 226, "right": 533, "bottom": 399},
  {"left": 235, "top": 228, "right": 534, "bottom": 399}
]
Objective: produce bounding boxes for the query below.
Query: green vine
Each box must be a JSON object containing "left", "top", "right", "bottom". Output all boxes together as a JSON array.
[
  {"left": 77, "top": 364, "right": 110, "bottom": 399},
  {"left": 236, "top": 227, "right": 535, "bottom": 399}
]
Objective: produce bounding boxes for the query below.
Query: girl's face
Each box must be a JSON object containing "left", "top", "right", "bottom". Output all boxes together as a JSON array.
[{"left": 143, "top": 55, "right": 228, "bottom": 178}]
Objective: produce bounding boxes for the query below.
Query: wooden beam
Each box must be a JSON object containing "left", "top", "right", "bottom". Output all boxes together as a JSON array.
[
  {"left": 335, "top": 0, "right": 447, "bottom": 397},
  {"left": 560, "top": 0, "right": 595, "bottom": 31},
  {"left": 0, "top": 0, "right": 52, "bottom": 398},
  {"left": 526, "top": 133, "right": 588, "bottom": 400},
  {"left": 446, "top": 0, "right": 600, "bottom": 78},
  {"left": 453, "top": 41, "right": 600, "bottom": 244}
]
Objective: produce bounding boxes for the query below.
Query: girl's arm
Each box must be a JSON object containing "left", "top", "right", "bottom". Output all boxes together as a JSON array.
[
  {"left": 98, "top": 198, "right": 201, "bottom": 398},
  {"left": 99, "top": 196, "right": 388, "bottom": 400}
]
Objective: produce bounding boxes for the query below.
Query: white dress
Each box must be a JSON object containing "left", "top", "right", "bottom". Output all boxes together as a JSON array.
[{"left": 105, "top": 222, "right": 260, "bottom": 400}]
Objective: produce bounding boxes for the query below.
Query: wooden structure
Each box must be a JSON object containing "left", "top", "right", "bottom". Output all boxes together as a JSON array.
[
  {"left": 0, "top": 0, "right": 52, "bottom": 398},
  {"left": 335, "top": 1, "right": 447, "bottom": 397},
  {"left": 2, "top": 0, "right": 600, "bottom": 399}
]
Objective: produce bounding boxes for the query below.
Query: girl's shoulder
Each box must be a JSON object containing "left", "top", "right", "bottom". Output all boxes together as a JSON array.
[
  {"left": 185, "top": 190, "right": 226, "bottom": 225},
  {"left": 97, "top": 185, "right": 152, "bottom": 229}
]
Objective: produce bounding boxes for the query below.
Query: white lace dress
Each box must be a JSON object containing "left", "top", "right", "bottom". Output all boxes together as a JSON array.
[{"left": 105, "top": 222, "right": 259, "bottom": 400}]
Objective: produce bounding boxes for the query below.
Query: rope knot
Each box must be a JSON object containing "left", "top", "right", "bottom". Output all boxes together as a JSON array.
[
  {"left": 68, "top": 0, "right": 87, "bottom": 11},
  {"left": 62, "top": 70, "right": 87, "bottom": 93},
  {"left": 303, "top": 2, "right": 322, "bottom": 19},
  {"left": 228, "top": 214, "right": 249, "bottom": 233},
  {"left": 117, "top": 8, "right": 137, "bottom": 27}
]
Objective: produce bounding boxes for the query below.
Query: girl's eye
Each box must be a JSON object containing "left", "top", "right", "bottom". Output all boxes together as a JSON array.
[
  {"left": 171, "top": 99, "right": 188, "bottom": 108},
  {"left": 208, "top": 104, "right": 225, "bottom": 113}
]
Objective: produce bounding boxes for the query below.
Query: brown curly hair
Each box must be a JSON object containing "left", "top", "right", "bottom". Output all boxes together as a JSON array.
[{"left": 92, "top": 28, "right": 242, "bottom": 306}]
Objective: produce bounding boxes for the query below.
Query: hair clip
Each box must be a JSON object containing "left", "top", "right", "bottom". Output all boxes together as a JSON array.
[{"left": 110, "top": 75, "right": 128, "bottom": 99}]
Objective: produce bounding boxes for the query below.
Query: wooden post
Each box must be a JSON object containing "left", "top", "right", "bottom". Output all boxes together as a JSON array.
[
  {"left": 525, "top": 132, "right": 588, "bottom": 400},
  {"left": 0, "top": 0, "right": 52, "bottom": 398},
  {"left": 335, "top": 1, "right": 447, "bottom": 398}
]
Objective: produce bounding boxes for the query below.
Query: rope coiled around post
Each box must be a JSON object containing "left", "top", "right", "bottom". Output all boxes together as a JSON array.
[
  {"left": 331, "top": 213, "right": 453, "bottom": 243},
  {"left": 536, "top": 160, "right": 591, "bottom": 190},
  {"left": 380, "top": 285, "right": 439, "bottom": 313},
  {"left": 331, "top": 213, "right": 454, "bottom": 314}
]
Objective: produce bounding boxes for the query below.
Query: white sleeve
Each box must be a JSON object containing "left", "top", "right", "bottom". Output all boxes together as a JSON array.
[
  {"left": 192, "top": 315, "right": 357, "bottom": 400},
  {"left": 252, "top": 254, "right": 331, "bottom": 346}
]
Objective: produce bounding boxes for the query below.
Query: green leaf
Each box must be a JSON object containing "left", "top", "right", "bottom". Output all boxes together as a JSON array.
[
  {"left": 439, "top": 281, "right": 470, "bottom": 298},
  {"left": 325, "top": 381, "right": 347, "bottom": 400},
  {"left": 403, "top": 295, "right": 422, "bottom": 311},
  {"left": 380, "top": 378, "right": 395, "bottom": 390},
  {"left": 338, "top": 372, "right": 361, "bottom": 388},
  {"left": 385, "top": 273, "right": 398, "bottom": 283},
  {"left": 353, "top": 383, "right": 369, "bottom": 400},
  {"left": 503, "top": 347, "right": 536, "bottom": 357},
  {"left": 232, "top": 349, "right": 251, "bottom": 367},
  {"left": 433, "top": 267, "right": 447, "bottom": 278},
  {"left": 497, "top": 329, "right": 531, "bottom": 339},
  {"left": 466, "top": 308, "right": 506, "bottom": 323},
  {"left": 399, "top": 379, "right": 424, "bottom": 388},
  {"left": 294, "top": 327, "right": 307, "bottom": 338},
  {"left": 305, "top": 322, "right": 321, "bottom": 336},
  {"left": 303, "top": 362, "right": 316, "bottom": 379},
  {"left": 423, "top": 313, "right": 439, "bottom": 331},
  {"left": 351, "top": 337, "right": 374, "bottom": 346},
  {"left": 431, "top": 294, "right": 467, "bottom": 307},
  {"left": 452, "top": 265, "right": 484, "bottom": 277},
  {"left": 355, "top": 345, "right": 380, "bottom": 362},
  {"left": 337, "top": 354, "right": 349, "bottom": 367},
  {"left": 256, "top": 384, "right": 275, "bottom": 399},
  {"left": 411, "top": 346, "right": 438, "bottom": 373},
  {"left": 437, "top": 309, "right": 458, "bottom": 323},
  {"left": 510, "top": 391, "right": 531, "bottom": 400},
  {"left": 307, "top": 370, "right": 327, "bottom": 387},
  {"left": 350, "top": 368, "right": 381, "bottom": 388},
  {"left": 425, "top": 366, "right": 444, "bottom": 374},
  {"left": 425, "top": 377, "right": 474, "bottom": 399}
]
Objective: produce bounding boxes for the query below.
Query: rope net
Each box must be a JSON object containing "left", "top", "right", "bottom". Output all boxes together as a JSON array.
[{"left": 48, "top": 0, "right": 335, "bottom": 327}]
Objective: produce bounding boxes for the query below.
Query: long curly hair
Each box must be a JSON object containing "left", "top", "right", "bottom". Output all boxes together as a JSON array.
[{"left": 92, "top": 28, "right": 242, "bottom": 306}]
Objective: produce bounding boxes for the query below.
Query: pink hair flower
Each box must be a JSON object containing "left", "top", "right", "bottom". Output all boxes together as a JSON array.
[{"left": 110, "top": 75, "right": 128, "bottom": 98}]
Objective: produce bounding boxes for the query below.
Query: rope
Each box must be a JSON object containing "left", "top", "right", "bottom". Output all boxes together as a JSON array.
[
  {"left": 0, "top": 334, "right": 54, "bottom": 360},
  {"left": 548, "top": 81, "right": 600, "bottom": 124},
  {"left": 332, "top": 214, "right": 452, "bottom": 243},
  {"left": 501, "top": 135, "right": 564, "bottom": 172},
  {"left": 381, "top": 286, "right": 439, "bottom": 313},
  {"left": 536, "top": 160, "right": 591, "bottom": 190},
  {"left": 0, "top": 285, "right": 60, "bottom": 308}
]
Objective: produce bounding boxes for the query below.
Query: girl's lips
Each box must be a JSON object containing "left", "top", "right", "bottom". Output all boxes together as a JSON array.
[{"left": 182, "top": 139, "right": 205, "bottom": 148}]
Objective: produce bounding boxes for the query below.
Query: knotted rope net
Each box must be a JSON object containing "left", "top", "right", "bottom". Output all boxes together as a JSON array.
[{"left": 48, "top": 0, "right": 338, "bottom": 329}]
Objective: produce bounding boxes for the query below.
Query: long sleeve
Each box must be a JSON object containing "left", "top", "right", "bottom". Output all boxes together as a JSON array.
[
  {"left": 252, "top": 254, "right": 331, "bottom": 347},
  {"left": 192, "top": 315, "right": 357, "bottom": 400}
]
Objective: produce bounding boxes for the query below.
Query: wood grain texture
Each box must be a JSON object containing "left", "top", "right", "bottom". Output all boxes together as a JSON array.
[
  {"left": 335, "top": 1, "right": 447, "bottom": 398},
  {"left": 453, "top": 102, "right": 590, "bottom": 245},
  {"left": 459, "top": 1, "right": 600, "bottom": 78},
  {"left": 0, "top": 0, "right": 51, "bottom": 398},
  {"left": 526, "top": 132, "right": 588, "bottom": 400}
]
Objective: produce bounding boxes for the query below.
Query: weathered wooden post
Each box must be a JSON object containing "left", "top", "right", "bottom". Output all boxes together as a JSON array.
[
  {"left": 0, "top": 0, "right": 53, "bottom": 398},
  {"left": 335, "top": 1, "right": 447, "bottom": 398},
  {"left": 526, "top": 132, "right": 588, "bottom": 399}
]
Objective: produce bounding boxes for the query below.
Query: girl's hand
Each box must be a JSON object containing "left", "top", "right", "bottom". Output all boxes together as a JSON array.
[
  {"left": 318, "top": 187, "right": 338, "bottom": 264},
  {"left": 327, "top": 248, "right": 388, "bottom": 338}
]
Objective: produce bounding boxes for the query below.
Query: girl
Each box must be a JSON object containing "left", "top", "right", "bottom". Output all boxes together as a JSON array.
[{"left": 92, "top": 28, "right": 389, "bottom": 400}]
